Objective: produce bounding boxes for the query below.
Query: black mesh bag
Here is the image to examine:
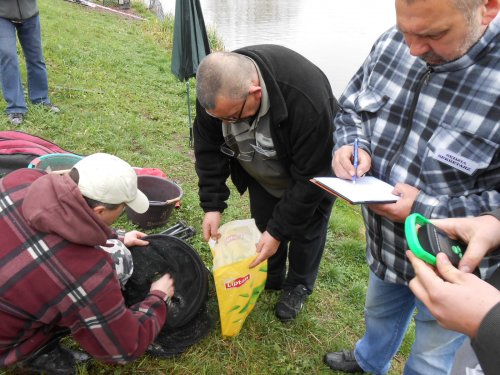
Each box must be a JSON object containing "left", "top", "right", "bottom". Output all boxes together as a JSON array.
[
  {"left": 146, "top": 304, "right": 212, "bottom": 358},
  {"left": 123, "top": 234, "right": 209, "bottom": 328}
]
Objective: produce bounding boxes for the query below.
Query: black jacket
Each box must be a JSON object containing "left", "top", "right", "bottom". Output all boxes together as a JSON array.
[
  {"left": 0, "top": 0, "right": 38, "bottom": 21},
  {"left": 472, "top": 302, "right": 500, "bottom": 375},
  {"left": 193, "top": 44, "right": 338, "bottom": 242},
  {"left": 472, "top": 209, "right": 500, "bottom": 375}
]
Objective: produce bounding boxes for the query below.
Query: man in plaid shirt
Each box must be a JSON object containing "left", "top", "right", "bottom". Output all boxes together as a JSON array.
[
  {"left": 0, "top": 153, "right": 174, "bottom": 374},
  {"left": 325, "top": 0, "right": 499, "bottom": 374}
]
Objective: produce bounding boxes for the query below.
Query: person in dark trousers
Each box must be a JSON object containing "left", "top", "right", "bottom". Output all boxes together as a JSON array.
[
  {"left": 193, "top": 44, "right": 339, "bottom": 322},
  {"left": 326, "top": 0, "right": 499, "bottom": 373},
  {"left": 0, "top": 0, "right": 59, "bottom": 126},
  {"left": 408, "top": 209, "right": 500, "bottom": 375},
  {"left": 0, "top": 153, "right": 174, "bottom": 374}
]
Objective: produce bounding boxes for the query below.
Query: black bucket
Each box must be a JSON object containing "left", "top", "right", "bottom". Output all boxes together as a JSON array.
[{"left": 126, "top": 175, "right": 183, "bottom": 230}]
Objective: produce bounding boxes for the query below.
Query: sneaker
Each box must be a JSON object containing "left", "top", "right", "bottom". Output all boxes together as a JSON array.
[
  {"left": 41, "top": 102, "right": 61, "bottom": 113},
  {"left": 324, "top": 350, "right": 365, "bottom": 373},
  {"left": 7, "top": 113, "right": 23, "bottom": 126},
  {"left": 274, "top": 284, "right": 309, "bottom": 321},
  {"left": 16, "top": 341, "right": 91, "bottom": 375}
]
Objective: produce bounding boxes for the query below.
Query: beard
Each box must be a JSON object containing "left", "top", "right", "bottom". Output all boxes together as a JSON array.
[{"left": 421, "top": 23, "right": 485, "bottom": 65}]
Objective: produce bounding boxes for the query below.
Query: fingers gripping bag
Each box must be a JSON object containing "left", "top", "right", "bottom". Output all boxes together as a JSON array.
[{"left": 209, "top": 219, "right": 267, "bottom": 337}]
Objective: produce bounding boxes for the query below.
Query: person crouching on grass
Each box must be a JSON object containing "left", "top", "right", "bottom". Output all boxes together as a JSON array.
[{"left": 0, "top": 153, "right": 174, "bottom": 375}]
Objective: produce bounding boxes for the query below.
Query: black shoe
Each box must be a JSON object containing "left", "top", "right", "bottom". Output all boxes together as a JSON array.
[
  {"left": 324, "top": 350, "right": 365, "bottom": 373},
  {"left": 274, "top": 284, "right": 308, "bottom": 321},
  {"left": 17, "top": 341, "right": 91, "bottom": 375}
]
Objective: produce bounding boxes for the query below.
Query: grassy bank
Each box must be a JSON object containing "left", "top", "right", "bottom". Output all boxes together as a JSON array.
[{"left": 0, "top": 1, "right": 412, "bottom": 374}]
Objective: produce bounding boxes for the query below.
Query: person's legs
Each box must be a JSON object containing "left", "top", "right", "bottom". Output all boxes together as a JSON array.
[
  {"left": 16, "top": 14, "right": 50, "bottom": 105},
  {"left": 284, "top": 196, "right": 333, "bottom": 292},
  {"left": 403, "top": 299, "right": 465, "bottom": 375},
  {"left": 354, "top": 272, "right": 416, "bottom": 375},
  {"left": 0, "top": 17, "right": 27, "bottom": 114},
  {"left": 274, "top": 195, "right": 331, "bottom": 321},
  {"left": 247, "top": 178, "right": 286, "bottom": 290}
]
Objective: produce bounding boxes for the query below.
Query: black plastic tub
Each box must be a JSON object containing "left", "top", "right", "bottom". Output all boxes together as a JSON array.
[{"left": 126, "top": 175, "right": 183, "bottom": 229}]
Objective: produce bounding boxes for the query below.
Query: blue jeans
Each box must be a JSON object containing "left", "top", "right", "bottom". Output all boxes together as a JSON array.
[
  {"left": 354, "top": 271, "right": 466, "bottom": 375},
  {"left": 0, "top": 14, "right": 51, "bottom": 114}
]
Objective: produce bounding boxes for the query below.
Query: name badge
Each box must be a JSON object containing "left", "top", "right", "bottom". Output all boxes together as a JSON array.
[{"left": 433, "top": 149, "right": 478, "bottom": 175}]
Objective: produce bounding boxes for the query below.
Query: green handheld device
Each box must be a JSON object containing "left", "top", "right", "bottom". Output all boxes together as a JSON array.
[{"left": 405, "top": 213, "right": 466, "bottom": 266}]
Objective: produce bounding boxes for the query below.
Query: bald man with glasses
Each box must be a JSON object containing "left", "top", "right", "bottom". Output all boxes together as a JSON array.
[{"left": 193, "top": 44, "right": 339, "bottom": 322}]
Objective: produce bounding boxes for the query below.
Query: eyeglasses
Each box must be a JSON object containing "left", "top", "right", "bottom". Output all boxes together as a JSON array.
[
  {"left": 206, "top": 94, "right": 248, "bottom": 124},
  {"left": 220, "top": 134, "right": 254, "bottom": 162}
]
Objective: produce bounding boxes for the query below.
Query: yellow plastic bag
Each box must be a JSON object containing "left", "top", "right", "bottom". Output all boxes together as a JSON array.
[{"left": 209, "top": 219, "right": 267, "bottom": 337}]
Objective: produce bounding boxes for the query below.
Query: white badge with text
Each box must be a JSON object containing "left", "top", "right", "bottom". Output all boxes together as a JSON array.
[{"left": 434, "top": 149, "right": 479, "bottom": 175}]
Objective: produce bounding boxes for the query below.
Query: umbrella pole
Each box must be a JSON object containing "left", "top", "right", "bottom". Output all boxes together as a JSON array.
[{"left": 186, "top": 80, "right": 193, "bottom": 148}]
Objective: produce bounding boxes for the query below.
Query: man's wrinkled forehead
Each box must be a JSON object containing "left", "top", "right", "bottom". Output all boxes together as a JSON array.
[{"left": 396, "top": 0, "right": 459, "bottom": 35}]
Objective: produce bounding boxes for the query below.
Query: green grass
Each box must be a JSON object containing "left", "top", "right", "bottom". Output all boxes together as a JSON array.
[{"left": 0, "top": 1, "right": 413, "bottom": 373}]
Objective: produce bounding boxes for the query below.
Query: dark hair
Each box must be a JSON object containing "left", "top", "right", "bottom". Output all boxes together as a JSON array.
[{"left": 68, "top": 168, "right": 121, "bottom": 210}]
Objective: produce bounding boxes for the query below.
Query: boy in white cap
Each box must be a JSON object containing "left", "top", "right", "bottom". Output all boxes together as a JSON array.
[{"left": 0, "top": 153, "right": 174, "bottom": 374}]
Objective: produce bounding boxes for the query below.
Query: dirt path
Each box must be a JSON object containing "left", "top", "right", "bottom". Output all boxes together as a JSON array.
[{"left": 67, "top": 0, "right": 146, "bottom": 20}]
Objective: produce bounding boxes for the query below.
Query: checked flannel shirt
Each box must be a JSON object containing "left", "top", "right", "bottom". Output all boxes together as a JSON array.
[
  {"left": 333, "top": 16, "right": 500, "bottom": 284},
  {"left": 0, "top": 169, "right": 168, "bottom": 366}
]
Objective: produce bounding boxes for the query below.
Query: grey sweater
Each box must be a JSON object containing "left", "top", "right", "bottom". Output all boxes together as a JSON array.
[{"left": 0, "top": 0, "right": 38, "bottom": 21}]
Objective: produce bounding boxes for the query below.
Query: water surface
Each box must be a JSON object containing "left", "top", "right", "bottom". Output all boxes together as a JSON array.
[{"left": 159, "top": 0, "right": 396, "bottom": 97}]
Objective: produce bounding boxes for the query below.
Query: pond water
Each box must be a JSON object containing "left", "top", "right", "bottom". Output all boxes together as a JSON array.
[{"left": 157, "top": 0, "right": 396, "bottom": 97}]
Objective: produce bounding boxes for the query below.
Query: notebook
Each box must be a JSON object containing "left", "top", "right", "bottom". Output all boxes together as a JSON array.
[{"left": 311, "top": 176, "right": 399, "bottom": 204}]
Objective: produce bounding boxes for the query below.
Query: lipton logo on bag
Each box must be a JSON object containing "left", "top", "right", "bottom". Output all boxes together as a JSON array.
[
  {"left": 225, "top": 274, "right": 250, "bottom": 289},
  {"left": 224, "top": 233, "right": 245, "bottom": 244}
]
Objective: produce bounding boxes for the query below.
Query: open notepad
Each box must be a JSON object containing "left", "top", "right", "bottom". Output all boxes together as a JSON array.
[{"left": 311, "top": 176, "right": 400, "bottom": 204}]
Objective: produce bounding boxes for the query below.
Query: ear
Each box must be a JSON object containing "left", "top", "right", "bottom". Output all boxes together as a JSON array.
[
  {"left": 92, "top": 205, "right": 106, "bottom": 217},
  {"left": 249, "top": 85, "right": 262, "bottom": 100},
  {"left": 482, "top": 0, "right": 499, "bottom": 25}
]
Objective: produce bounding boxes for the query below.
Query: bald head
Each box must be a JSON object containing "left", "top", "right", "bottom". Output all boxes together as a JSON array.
[{"left": 196, "top": 52, "right": 256, "bottom": 110}]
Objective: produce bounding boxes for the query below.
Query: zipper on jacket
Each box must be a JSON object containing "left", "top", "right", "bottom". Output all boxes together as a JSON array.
[{"left": 384, "top": 66, "right": 434, "bottom": 181}]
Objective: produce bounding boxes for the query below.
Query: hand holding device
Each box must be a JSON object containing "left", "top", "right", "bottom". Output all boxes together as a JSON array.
[{"left": 405, "top": 213, "right": 466, "bottom": 266}]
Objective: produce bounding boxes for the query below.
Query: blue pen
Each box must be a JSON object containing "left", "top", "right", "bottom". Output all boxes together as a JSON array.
[{"left": 352, "top": 137, "right": 359, "bottom": 184}]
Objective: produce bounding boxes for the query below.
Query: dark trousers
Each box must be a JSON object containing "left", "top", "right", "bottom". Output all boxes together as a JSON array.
[{"left": 247, "top": 178, "right": 333, "bottom": 294}]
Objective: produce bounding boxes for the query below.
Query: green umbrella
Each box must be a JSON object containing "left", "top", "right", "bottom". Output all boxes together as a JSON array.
[{"left": 171, "top": 0, "right": 210, "bottom": 147}]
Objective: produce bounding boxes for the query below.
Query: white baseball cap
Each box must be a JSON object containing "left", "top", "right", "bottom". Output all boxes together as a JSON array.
[{"left": 74, "top": 153, "right": 149, "bottom": 214}]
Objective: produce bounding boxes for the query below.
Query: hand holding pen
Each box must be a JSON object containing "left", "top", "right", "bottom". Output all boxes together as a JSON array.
[
  {"left": 352, "top": 137, "right": 359, "bottom": 184},
  {"left": 331, "top": 138, "right": 372, "bottom": 181}
]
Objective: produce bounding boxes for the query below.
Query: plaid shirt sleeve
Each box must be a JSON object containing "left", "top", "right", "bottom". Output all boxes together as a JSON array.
[{"left": 68, "top": 272, "right": 167, "bottom": 364}]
